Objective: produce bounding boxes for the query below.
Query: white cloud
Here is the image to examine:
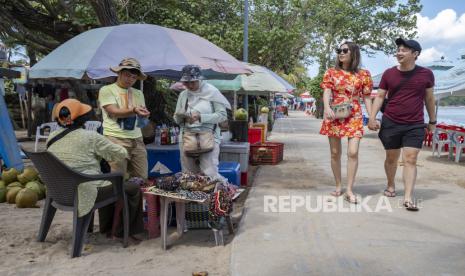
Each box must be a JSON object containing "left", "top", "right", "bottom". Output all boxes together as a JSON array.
[
  {"left": 416, "top": 9, "right": 465, "bottom": 45},
  {"left": 417, "top": 47, "right": 445, "bottom": 64}
]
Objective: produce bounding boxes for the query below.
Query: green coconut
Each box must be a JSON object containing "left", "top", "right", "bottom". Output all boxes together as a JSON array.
[
  {"left": 260, "top": 106, "right": 270, "bottom": 113},
  {"left": 25, "top": 181, "right": 45, "bottom": 200},
  {"left": 234, "top": 108, "right": 248, "bottom": 121},
  {"left": 6, "top": 186, "right": 22, "bottom": 204},
  {"left": 6, "top": 181, "right": 23, "bottom": 192},
  {"left": 1, "top": 168, "right": 19, "bottom": 184},
  {"left": 16, "top": 188, "right": 38, "bottom": 208},
  {"left": 17, "top": 167, "right": 39, "bottom": 184},
  {"left": 0, "top": 187, "right": 6, "bottom": 203},
  {"left": 0, "top": 180, "right": 5, "bottom": 189}
]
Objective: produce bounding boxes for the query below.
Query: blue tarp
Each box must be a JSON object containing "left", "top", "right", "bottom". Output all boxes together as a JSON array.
[{"left": 0, "top": 94, "right": 24, "bottom": 171}]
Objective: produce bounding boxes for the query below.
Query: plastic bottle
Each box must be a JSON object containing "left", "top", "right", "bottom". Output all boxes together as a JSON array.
[
  {"left": 160, "top": 127, "right": 167, "bottom": 145},
  {"left": 170, "top": 127, "right": 176, "bottom": 144},
  {"left": 155, "top": 126, "right": 161, "bottom": 145}
]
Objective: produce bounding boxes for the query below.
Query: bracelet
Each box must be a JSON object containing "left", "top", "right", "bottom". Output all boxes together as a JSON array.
[{"left": 428, "top": 121, "right": 437, "bottom": 125}]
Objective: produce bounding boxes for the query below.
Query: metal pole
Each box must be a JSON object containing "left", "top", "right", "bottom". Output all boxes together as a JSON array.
[{"left": 243, "top": 0, "right": 249, "bottom": 110}]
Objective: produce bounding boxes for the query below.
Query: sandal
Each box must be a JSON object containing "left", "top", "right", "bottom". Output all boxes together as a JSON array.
[
  {"left": 403, "top": 201, "right": 419, "bottom": 211},
  {"left": 344, "top": 193, "right": 358, "bottom": 204},
  {"left": 330, "top": 190, "right": 343, "bottom": 197},
  {"left": 383, "top": 189, "right": 396, "bottom": 197}
]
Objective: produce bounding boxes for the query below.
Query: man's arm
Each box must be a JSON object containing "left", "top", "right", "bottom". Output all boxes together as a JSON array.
[
  {"left": 424, "top": 87, "right": 436, "bottom": 131},
  {"left": 367, "top": 89, "right": 387, "bottom": 130}
]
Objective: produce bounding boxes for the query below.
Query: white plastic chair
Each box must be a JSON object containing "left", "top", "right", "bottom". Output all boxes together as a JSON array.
[
  {"left": 84, "top": 121, "right": 102, "bottom": 132},
  {"left": 450, "top": 132, "right": 465, "bottom": 163},
  {"left": 432, "top": 128, "right": 451, "bottom": 158},
  {"left": 35, "top": 122, "right": 60, "bottom": 152}
]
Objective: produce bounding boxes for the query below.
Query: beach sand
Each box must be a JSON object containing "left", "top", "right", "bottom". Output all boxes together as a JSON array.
[{"left": 0, "top": 140, "right": 253, "bottom": 276}]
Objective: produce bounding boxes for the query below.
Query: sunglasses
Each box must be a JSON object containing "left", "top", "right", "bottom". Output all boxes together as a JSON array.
[{"left": 336, "top": 48, "right": 349, "bottom": 54}]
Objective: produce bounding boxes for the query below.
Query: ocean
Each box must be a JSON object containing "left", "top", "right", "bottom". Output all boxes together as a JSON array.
[{"left": 428, "top": 106, "right": 465, "bottom": 126}]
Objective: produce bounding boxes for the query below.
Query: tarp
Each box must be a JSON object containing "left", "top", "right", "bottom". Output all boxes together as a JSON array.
[
  {"left": 0, "top": 94, "right": 24, "bottom": 171},
  {"left": 434, "top": 60, "right": 465, "bottom": 99}
]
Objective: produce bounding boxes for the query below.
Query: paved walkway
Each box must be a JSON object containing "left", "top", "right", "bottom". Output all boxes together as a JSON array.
[{"left": 230, "top": 111, "right": 465, "bottom": 276}]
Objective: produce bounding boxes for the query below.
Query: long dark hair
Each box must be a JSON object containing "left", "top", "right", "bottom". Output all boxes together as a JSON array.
[{"left": 335, "top": 41, "right": 361, "bottom": 73}]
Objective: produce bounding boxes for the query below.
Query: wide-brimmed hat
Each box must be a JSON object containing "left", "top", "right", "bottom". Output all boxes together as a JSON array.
[
  {"left": 110, "top": 57, "right": 147, "bottom": 80},
  {"left": 53, "top": 99, "right": 92, "bottom": 126},
  {"left": 180, "top": 65, "right": 202, "bottom": 82}
]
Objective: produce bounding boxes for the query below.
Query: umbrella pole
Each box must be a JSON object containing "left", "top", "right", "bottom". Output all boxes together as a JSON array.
[{"left": 233, "top": 91, "right": 237, "bottom": 116}]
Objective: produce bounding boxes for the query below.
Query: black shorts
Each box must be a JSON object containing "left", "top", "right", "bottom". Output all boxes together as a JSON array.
[{"left": 378, "top": 116, "right": 426, "bottom": 150}]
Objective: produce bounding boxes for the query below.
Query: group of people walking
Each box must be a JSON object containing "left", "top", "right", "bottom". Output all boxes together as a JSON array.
[{"left": 320, "top": 38, "right": 436, "bottom": 211}]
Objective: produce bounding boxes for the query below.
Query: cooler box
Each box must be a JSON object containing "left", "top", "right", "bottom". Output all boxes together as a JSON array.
[
  {"left": 248, "top": 128, "right": 262, "bottom": 144},
  {"left": 218, "top": 161, "right": 241, "bottom": 186},
  {"left": 146, "top": 143, "right": 182, "bottom": 178},
  {"left": 219, "top": 141, "right": 249, "bottom": 173}
]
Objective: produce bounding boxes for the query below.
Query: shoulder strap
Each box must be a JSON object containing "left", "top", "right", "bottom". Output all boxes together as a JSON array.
[
  {"left": 388, "top": 66, "right": 418, "bottom": 99},
  {"left": 46, "top": 127, "right": 80, "bottom": 149},
  {"left": 210, "top": 101, "right": 217, "bottom": 132}
]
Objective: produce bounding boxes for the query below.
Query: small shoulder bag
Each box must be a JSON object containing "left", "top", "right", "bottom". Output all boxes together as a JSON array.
[{"left": 182, "top": 99, "right": 215, "bottom": 157}]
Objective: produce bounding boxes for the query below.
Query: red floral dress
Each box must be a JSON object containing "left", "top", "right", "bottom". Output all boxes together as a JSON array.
[{"left": 319, "top": 68, "right": 373, "bottom": 138}]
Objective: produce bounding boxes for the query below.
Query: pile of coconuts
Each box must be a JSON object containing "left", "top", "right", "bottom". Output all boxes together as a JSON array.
[{"left": 0, "top": 167, "right": 46, "bottom": 208}]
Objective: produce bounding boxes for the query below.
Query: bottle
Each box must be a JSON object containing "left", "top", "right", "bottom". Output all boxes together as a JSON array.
[
  {"left": 155, "top": 126, "right": 161, "bottom": 145},
  {"left": 160, "top": 127, "right": 167, "bottom": 145},
  {"left": 170, "top": 127, "right": 176, "bottom": 144}
]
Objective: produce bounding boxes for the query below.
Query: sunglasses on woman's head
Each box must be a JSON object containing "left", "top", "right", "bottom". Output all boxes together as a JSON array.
[{"left": 336, "top": 48, "right": 349, "bottom": 54}]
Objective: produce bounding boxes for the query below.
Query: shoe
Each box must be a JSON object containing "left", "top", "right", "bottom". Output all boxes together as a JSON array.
[
  {"left": 403, "top": 201, "right": 419, "bottom": 211},
  {"left": 344, "top": 193, "right": 358, "bottom": 204},
  {"left": 330, "top": 190, "right": 343, "bottom": 197},
  {"left": 383, "top": 189, "right": 396, "bottom": 197}
]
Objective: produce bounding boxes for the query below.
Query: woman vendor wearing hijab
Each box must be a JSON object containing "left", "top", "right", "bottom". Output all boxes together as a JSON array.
[{"left": 173, "top": 65, "right": 231, "bottom": 181}]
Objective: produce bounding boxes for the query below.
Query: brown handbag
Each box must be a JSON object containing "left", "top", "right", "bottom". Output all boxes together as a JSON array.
[{"left": 182, "top": 98, "right": 215, "bottom": 157}]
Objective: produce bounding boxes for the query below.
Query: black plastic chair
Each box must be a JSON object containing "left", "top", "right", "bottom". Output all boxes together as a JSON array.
[{"left": 22, "top": 149, "right": 129, "bottom": 257}]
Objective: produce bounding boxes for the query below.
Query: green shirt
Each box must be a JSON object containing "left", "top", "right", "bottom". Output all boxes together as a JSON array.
[
  {"left": 47, "top": 129, "right": 128, "bottom": 217},
  {"left": 98, "top": 83, "right": 146, "bottom": 139}
]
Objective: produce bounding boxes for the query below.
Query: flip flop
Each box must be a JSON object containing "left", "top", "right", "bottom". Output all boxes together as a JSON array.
[
  {"left": 330, "top": 190, "right": 343, "bottom": 197},
  {"left": 383, "top": 189, "right": 396, "bottom": 197},
  {"left": 403, "top": 201, "right": 419, "bottom": 211},
  {"left": 344, "top": 193, "right": 358, "bottom": 204}
]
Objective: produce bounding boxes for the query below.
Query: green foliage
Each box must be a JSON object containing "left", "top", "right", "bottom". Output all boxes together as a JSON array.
[
  {"left": 439, "top": 96, "right": 465, "bottom": 106},
  {"left": 308, "top": 74, "right": 324, "bottom": 100}
]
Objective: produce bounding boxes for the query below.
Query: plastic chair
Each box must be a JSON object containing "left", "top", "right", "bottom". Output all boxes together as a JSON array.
[
  {"left": 432, "top": 128, "right": 451, "bottom": 157},
  {"left": 22, "top": 148, "right": 129, "bottom": 258},
  {"left": 84, "top": 121, "right": 102, "bottom": 132},
  {"left": 34, "top": 122, "right": 60, "bottom": 152},
  {"left": 450, "top": 132, "right": 465, "bottom": 163}
]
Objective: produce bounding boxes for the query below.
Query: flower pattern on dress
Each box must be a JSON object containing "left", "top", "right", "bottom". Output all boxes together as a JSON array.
[{"left": 319, "top": 68, "right": 373, "bottom": 138}]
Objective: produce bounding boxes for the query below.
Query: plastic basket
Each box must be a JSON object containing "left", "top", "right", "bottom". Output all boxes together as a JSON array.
[
  {"left": 250, "top": 142, "right": 284, "bottom": 165},
  {"left": 248, "top": 128, "right": 262, "bottom": 144}
]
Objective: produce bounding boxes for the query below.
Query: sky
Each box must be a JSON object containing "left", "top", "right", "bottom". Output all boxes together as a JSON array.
[{"left": 309, "top": 0, "right": 465, "bottom": 77}]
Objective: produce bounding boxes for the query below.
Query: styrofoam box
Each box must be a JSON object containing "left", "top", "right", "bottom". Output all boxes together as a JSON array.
[{"left": 219, "top": 142, "right": 249, "bottom": 172}]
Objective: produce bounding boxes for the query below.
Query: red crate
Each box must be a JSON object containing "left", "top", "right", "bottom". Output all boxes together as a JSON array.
[
  {"left": 248, "top": 128, "right": 262, "bottom": 144},
  {"left": 241, "top": 172, "right": 248, "bottom": 186},
  {"left": 250, "top": 142, "right": 284, "bottom": 165}
]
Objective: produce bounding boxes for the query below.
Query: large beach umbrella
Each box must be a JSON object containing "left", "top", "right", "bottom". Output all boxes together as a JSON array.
[
  {"left": 29, "top": 24, "right": 251, "bottom": 80},
  {"left": 205, "top": 63, "right": 295, "bottom": 95}
]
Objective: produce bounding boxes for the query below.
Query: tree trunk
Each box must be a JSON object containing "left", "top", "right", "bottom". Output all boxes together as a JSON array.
[
  {"left": 141, "top": 77, "right": 173, "bottom": 125},
  {"left": 88, "top": 0, "right": 119, "bottom": 26}
]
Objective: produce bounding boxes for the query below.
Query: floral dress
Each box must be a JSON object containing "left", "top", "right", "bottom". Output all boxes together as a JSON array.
[{"left": 319, "top": 68, "right": 373, "bottom": 138}]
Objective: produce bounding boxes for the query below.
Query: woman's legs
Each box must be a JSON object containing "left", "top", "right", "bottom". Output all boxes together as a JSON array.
[
  {"left": 328, "top": 137, "right": 342, "bottom": 194},
  {"left": 346, "top": 137, "right": 361, "bottom": 198},
  {"left": 199, "top": 143, "right": 226, "bottom": 181}
]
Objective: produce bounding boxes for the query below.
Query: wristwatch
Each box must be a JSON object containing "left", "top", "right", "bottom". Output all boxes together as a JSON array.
[{"left": 428, "top": 121, "right": 437, "bottom": 125}]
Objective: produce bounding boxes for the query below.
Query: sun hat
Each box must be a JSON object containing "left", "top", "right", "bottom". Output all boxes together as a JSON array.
[
  {"left": 53, "top": 99, "right": 92, "bottom": 126},
  {"left": 110, "top": 57, "right": 147, "bottom": 80},
  {"left": 180, "top": 65, "right": 202, "bottom": 82}
]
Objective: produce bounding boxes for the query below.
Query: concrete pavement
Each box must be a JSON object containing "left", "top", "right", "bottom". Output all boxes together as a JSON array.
[{"left": 230, "top": 111, "right": 465, "bottom": 276}]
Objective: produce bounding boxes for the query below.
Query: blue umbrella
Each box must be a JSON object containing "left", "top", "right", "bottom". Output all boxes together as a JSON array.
[{"left": 30, "top": 24, "right": 251, "bottom": 80}]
